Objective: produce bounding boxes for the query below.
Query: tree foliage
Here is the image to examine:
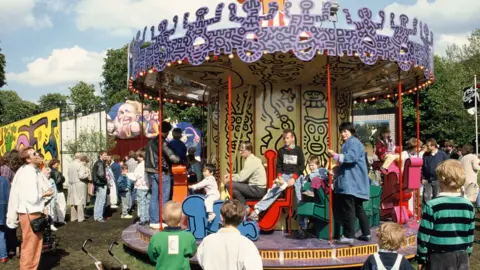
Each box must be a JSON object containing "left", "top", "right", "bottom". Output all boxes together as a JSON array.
[
  {"left": 38, "top": 93, "right": 68, "bottom": 113},
  {"left": 0, "top": 90, "right": 38, "bottom": 125},
  {"left": 0, "top": 44, "right": 6, "bottom": 88},
  {"left": 63, "top": 129, "right": 116, "bottom": 167},
  {"left": 69, "top": 81, "right": 102, "bottom": 114}
]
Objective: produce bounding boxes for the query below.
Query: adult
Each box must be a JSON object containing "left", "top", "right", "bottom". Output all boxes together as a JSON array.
[
  {"left": 93, "top": 151, "right": 108, "bottom": 222},
  {"left": 224, "top": 141, "right": 267, "bottom": 205},
  {"left": 0, "top": 170, "right": 9, "bottom": 263},
  {"left": 460, "top": 144, "right": 480, "bottom": 203},
  {"left": 401, "top": 138, "right": 424, "bottom": 168},
  {"left": 7, "top": 147, "right": 53, "bottom": 269},
  {"left": 375, "top": 127, "right": 395, "bottom": 162},
  {"left": 67, "top": 153, "right": 90, "bottom": 222},
  {"left": 328, "top": 122, "right": 370, "bottom": 244},
  {"left": 110, "top": 155, "right": 122, "bottom": 195},
  {"left": 0, "top": 152, "right": 14, "bottom": 183},
  {"left": 197, "top": 200, "right": 263, "bottom": 270},
  {"left": 49, "top": 159, "right": 66, "bottom": 224},
  {"left": 145, "top": 121, "right": 180, "bottom": 229},
  {"left": 105, "top": 156, "right": 118, "bottom": 209},
  {"left": 126, "top": 151, "right": 137, "bottom": 173},
  {"left": 444, "top": 140, "right": 455, "bottom": 158},
  {"left": 422, "top": 138, "right": 448, "bottom": 202}
]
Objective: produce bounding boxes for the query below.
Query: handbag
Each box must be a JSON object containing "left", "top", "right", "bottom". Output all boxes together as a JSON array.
[{"left": 25, "top": 207, "right": 48, "bottom": 233}]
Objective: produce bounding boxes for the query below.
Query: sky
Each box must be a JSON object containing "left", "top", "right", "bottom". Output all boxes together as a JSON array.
[{"left": 0, "top": 0, "right": 478, "bottom": 103}]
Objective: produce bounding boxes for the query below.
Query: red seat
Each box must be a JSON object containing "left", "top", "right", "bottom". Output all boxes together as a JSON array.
[
  {"left": 381, "top": 158, "right": 423, "bottom": 222},
  {"left": 246, "top": 149, "right": 293, "bottom": 232}
]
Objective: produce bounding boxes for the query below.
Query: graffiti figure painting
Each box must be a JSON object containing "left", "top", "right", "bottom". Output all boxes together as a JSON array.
[{"left": 0, "top": 108, "right": 61, "bottom": 164}]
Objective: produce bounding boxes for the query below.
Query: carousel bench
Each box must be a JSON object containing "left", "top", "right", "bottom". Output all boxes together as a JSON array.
[
  {"left": 297, "top": 183, "right": 382, "bottom": 240},
  {"left": 245, "top": 149, "right": 294, "bottom": 232}
]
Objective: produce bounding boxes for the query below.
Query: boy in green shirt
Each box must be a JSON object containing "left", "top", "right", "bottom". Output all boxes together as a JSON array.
[{"left": 148, "top": 201, "right": 197, "bottom": 270}]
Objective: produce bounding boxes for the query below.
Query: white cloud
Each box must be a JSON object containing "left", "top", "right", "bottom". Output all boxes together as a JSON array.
[
  {"left": 7, "top": 46, "right": 106, "bottom": 87},
  {"left": 383, "top": 0, "right": 480, "bottom": 55},
  {"left": 74, "top": 0, "right": 237, "bottom": 37},
  {"left": 0, "top": 0, "right": 53, "bottom": 33}
]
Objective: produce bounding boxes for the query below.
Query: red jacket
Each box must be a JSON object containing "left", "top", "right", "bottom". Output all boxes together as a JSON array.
[{"left": 375, "top": 137, "right": 394, "bottom": 161}]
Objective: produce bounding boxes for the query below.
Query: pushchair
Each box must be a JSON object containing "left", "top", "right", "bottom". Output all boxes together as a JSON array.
[{"left": 16, "top": 215, "right": 58, "bottom": 258}]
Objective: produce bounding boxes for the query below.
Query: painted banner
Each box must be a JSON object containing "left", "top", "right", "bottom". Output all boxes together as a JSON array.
[{"left": 0, "top": 108, "right": 61, "bottom": 163}]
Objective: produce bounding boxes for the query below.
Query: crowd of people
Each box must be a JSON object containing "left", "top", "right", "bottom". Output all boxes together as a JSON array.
[{"left": 0, "top": 121, "right": 477, "bottom": 270}]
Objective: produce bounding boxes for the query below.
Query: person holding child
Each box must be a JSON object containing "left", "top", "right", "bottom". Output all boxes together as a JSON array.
[
  {"left": 248, "top": 129, "right": 305, "bottom": 221},
  {"left": 362, "top": 222, "right": 413, "bottom": 270},
  {"left": 148, "top": 201, "right": 197, "bottom": 270},
  {"left": 328, "top": 122, "right": 371, "bottom": 244},
  {"left": 197, "top": 200, "right": 262, "bottom": 270},
  {"left": 117, "top": 164, "right": 133, "bottom": 219},
  {"left": 189, "top": 164, "right": 220, "bottom": 222},
  {"left": 416, "top": 159, "right": 475, "bottom": 270}
]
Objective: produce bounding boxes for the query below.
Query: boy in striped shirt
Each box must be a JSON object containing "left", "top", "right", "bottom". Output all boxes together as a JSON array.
[{"left": 416, "top": 159, "right": 475, "bottom": 270}]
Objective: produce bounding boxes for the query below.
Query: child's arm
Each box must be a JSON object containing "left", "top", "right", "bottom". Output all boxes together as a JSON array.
[
  {"left": 468, "top": 210, "right": 475, "bottom": 256},
  {"left": 416, "top": 203, "right": 434, "bottom": 266},
  {"left": 147, "top": 239, "right": 159, "bottom": 264},
  {"left": 189, "top": 178, "right": 210, "bottom": 190},
  {"left": 186, "top": 233, "right": 197, "bottom": 258}
]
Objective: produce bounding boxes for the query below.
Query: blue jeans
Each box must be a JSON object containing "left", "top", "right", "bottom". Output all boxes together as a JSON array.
[
  {"left": 94, "top": 185, "right": 107, "bottom": 221},
  {"left": 476, "top": 191, "right": 480, "bottom": 208},
  {"left": 136, "top": 189, "right": 150, "bottom": 223},
  {"left": 148, "top": 173, "right": 172, "bottom": 224},
  {"left": 255, "top": 174, "right": 301, "bottom": 211},
  {"left": 121, "top": 191, "right": 131, "bottom": 216},
  {"left": 294, "top": 175, "right": 307, "bottom": 229},
  {"left": 130, "top": 188, "right": 137, "bottom": 211},
  {"left": 0, "top": 225, "right": 6, "bottom": 259}
]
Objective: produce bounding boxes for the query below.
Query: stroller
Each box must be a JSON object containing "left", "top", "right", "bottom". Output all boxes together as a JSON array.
[{"left": 16, "top": 215, "right": 58, "bottom": 258}]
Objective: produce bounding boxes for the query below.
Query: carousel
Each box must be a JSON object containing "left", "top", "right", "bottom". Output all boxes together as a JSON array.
[{"left": 121, "top": 0, "right": 434, "bottom": 268}]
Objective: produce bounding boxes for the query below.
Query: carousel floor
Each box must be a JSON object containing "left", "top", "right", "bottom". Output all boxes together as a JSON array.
[{"left": 122, "top": 223, "right": 418, "bottom": 269}]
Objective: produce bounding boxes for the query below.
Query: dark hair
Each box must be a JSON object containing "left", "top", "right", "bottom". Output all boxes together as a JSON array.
[
  {"left": 445, "top": 140, "right": 455, "bottom": 148},
  {"left": 282, "top": 128, "right": 295, "bottom": 138},
  {"left": 49, "top": 158, "right": 60, "bottom": 168},
  {"left": 426, "top": 138, "right": 437, "bottom": 147},
  {"left": 339, "top": 122, "right": 356, "bottom": 135},
  {"left": 112, "top": 155, "right": 121, "bottom": 162},
  {"left": 162, "top": 121, "right": 172, "bottom": 134},
  {"left": 172, "top": 128, "right": 182, "bottom": 139},
  {"left": 239, "top": 141, "right": 253, "bottom": 152},
  {"left": 462, "top": 144, "right": 473, "bottom": 155},
  {"left": 20, "top": 147, "right": 34, "bottom": 163},
  {"left": 307, "top": 155, "right": 321, "bottom": 166},
  {"left": 99, "top": 150, "right": 107, "bottom": 156},
  {"left": 128, "top": 151, "right": 136, "bottom": 159},
  {"left": 204, "top": 163, "right": 216, "bottom": 174},
  {"left": 187, "top": 147, "right": 197, "bottom": 163},
  {"left": 220, "top": 200, "right": 246, "bottom": 226},
  {"left": 121, "top": 164, "right": 129, "bottom": 170},
  {"left": 136, "top": 149, "right": 145, "bottom": 159}
]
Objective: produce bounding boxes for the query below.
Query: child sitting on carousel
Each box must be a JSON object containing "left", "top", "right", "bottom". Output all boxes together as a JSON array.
[
  {"left": 379, "top": 146, "right": 401, "bottom": 175},
  {"left": 188, "top": 164, "right": 220, "bottom": 222},
  {"left": 301, "top": 155, "right": 330, "bottom": 198}
]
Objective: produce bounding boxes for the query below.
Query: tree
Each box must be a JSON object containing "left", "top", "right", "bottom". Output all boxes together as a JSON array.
[
  {"left": 0, "top": 44, "right": 6, "bottom": 88},
  {"left": 69, "top": 81, "right": 102, "bottom": 114},
  {"left": 38, "top": 93, "right": 68, "bottom": 113},
  {"left": 0, "top": 90, "right": 38, "bottom": 125},
  {"left": 63, "top": 129, "right": 116, "bottom": 167}
]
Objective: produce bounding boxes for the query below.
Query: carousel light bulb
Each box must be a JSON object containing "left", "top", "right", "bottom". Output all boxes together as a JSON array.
[
  {"left": 184, "top": 102, "right": 188, "bottom": 105},
  {"left": 163, "top": 98, "right": 167, "bottom": 101},
  {"left": 246, "top": 52, "right": 252, "bottom": 56},
  {"left": 177, "top": 100, "right": 180, "bottom": 103},
  {"left": 264, "top": 51, "right": 268, "bottom": 54},
  {"left": 178, "top": 60, "right": 182, "bottom": 64},
  {"left": 192, "top": 103, "right": 196, "bottom": 107},
  {"left": 205, "top": 56, "right": 210, "bottom": 60},
  {"left": 228, "top": 54, "right": 234, "bottom": 59},
  {"left": 387, "top": 94, "right": 391, "bottom": 98},
  {"left": 420, "top": 66, "right": 424, "bottom": 70},
  {"left": 130, "top": 76, "right": 134, "bottom": 80},
  {"left": 167, "top": 62, "right": 172, "bottom": 67},
  {"left": 354, "top": 52, "right": 359, "bottom": 57},
  {"left": 148, "top": 69, "right": 153, "bottom": 74},
  {"left": 364, "top": 99, "right": 368, "bottom": 102},
  {"left": 353, "top": 100, "right": 358, "bottom": 104},
  {"left": 139, "top": 72, "right": 144, "bottom": 77}
]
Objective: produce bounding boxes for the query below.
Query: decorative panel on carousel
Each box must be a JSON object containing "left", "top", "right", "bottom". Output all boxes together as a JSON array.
[
  {"left": 207, "top": 93, "right": 220, "bottom": 177},
  {"left": 335, "top": 89, "right": 353, "bottom": 149}
]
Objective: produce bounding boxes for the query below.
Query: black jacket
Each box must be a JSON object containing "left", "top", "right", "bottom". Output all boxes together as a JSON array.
[
  {"left": 92, "top": 159, "right": 107, "bottom": 186},
  {"left": 50, "top": 168, "right": 65, "bottom": 192},
  {"left": 276, "top": 145, "right": 305, "bottom": 179},
  {"left": 145, "top": 136, "right": 181, "bottom": 175}
]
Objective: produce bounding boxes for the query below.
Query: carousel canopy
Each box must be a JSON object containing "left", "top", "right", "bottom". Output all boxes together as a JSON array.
[{"left": 128, "top": 0, "right": 434, "bottom": 102}]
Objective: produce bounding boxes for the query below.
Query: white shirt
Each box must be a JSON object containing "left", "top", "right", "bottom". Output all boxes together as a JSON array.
[
  {"left": 16, "top": 165, "right": 45, "bottom": 214},
  {"left": 197, "top": 228, "right": 263, "bottom": 270},
  {"left": 128, "top": 160, "right": 148, "bottom": 190},
  {"left": 191, "top": 175, "right": 220, "bottom": 197}
]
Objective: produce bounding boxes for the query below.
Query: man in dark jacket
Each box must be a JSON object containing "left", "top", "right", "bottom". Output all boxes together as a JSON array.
[
  {"left": 93, "top": 151, "right": 108, "bottom": 222},
  {"left": 422, "top": 138, "right": 448, "bottom": 202},
  {"left": 145, "top": 121, "right": 180, "bottom": 229}
]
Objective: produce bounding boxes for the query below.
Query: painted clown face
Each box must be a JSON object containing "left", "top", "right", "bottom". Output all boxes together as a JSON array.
[{"left": 117, "top": 103, "right": 139, "bottom": 125}]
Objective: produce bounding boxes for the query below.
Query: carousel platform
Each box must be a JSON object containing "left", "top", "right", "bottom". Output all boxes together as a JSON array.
[{"left": 122, "top": 222, "right": 418, "bottom": 269}]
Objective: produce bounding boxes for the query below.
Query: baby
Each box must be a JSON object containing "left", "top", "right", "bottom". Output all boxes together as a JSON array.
[
  {"left": 302, "top": 155, "right": 330, "bottom": 197},
  {"left": 189, "top": 164, "right": 220, "bottom": 222}
]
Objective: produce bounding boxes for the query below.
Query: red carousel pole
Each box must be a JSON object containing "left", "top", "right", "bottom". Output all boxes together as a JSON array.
[
  {"left": 416, "top": 82, "right": 421, "bottom": 221},
  {"left": 228, "top": 72, "right": 234, "bottom": 199},
  {"left": 158, "top": 89, "right": 164, "bottom": 230},
  {"left": 326, "top": 59, "right": 333, "bottom": 244},
  {"left": 397, "top": 69, "right": 403, "bottom": 224}
]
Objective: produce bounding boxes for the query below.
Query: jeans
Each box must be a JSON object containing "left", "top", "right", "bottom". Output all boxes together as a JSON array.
[
  {"left": 148, "top": 173, "right": 172, "bottom": 224},
  {"left": 255, "top": 174, "right": 294, "bottom": 212},
  {"left": 0, "top": 225, "right": 6, "bottom": 259},
  {"left": 423, "top": 181, "right": 439, "bottom": 203},
  {"left": 476, "top": 191, "right": 480, "bottom": 208},
  {"left": 130, "top": 188, "right": 137, "bottom": 211},
  {"left": 137, "top": 189, "right": 151, "bottom": 223},
  {"left": 94, "top": 185, "right": 107, "bottom": 221},
  {"left": 121, "top": 191, "right": 131, "bottom": 216}
]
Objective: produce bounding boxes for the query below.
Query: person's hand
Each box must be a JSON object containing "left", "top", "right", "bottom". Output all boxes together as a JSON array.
[
  {"left": 43, "top": 188, "right": 53, "bottom": 197},
  {"left": 417, "top": 264, "right": 424, "bottom": 270},
  {"left": 224, "top": 174, "right": 231, "bottom": 184},
  {"left": 287, "top": 178, "right": 295, "bottom": 187},
  {"left": 327, "top": 149, "right": 336, "bottom": 157},
  {"left": 188, "top": 185, "right": 193, "bottom": 189},
  {"left": 422, "top": 179, "right": 427, "bottom": 185}
]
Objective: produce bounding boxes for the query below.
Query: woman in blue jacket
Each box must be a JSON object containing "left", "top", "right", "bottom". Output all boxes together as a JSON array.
[{"left": 328, "top": 122, "right": 370, "bottom": 245}]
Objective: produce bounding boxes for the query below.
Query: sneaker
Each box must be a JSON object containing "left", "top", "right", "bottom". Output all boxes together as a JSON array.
[
  {"left": 294, "top": 229, "right": 308, "bottom": 239},
  {"left": 336, "top": 237, "right": 354, "bottom": 245},
  {"left": 208, "top": 213, "right": 216, "bottom": 222},
  {"left": 1, "top": 258, "right": 8, "bottom": 263},
  {"left": 150, "top": 223, "right": 160, "bottom": 229},
  {"left": 110, "top": 205, "right": 118, "bottom": 209},
  {"left": 248, "top": 211, "right": 259, "bottom": 221},
  {"left": 358, "top": 235, "right": 371, "bottom": 242},
  {"left": 50, "top": 224, "right": 58, "bottom": 231},
  {"left": 96, "top": 219, "right": 106, "bottom": 223},
  {"left": 121, "top": 214, "right": 133, "bottom": 219},
  {"left": 274, "top": 177, "right": 285, "bottom": 186},
  {"left": 302, "top": 190, "right": 315, "bottom": 197}
]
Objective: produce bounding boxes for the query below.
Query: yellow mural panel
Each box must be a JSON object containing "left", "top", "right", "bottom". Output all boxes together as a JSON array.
[{"left": 0, "top": 109, "right": 61, "bottom": 166}]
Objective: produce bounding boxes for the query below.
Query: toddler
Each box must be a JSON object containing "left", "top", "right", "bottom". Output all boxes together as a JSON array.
[
  {"left": 117, "top": 164, "right": 133, "bottom": 219},
  {"left": 362, "top": 222, "right": 413, "bottom": 270},
  {"left": 148, "top": 201, "right": 197, "bottom": 270},
  {"left": 301, "top": 155, "right": 330, "bottom": 198},
  {"left": 41, "top": 166, "right": 58, "bottom": 231},
  {"left": 189, "top": 164, "right": 220, "bottom": 222}
]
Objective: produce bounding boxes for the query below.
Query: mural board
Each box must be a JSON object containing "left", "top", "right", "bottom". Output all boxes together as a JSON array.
[
  {"left": 352, "top": 109, "right": 396, "bottom": 155},
  {"left": 0, "top": 108, "right": 61, "bottom": 166}
]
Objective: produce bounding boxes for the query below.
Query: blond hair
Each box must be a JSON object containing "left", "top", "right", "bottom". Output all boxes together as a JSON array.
[
  {"left": 162, "top": 201, "right": 183, "bottom": 227},
  {"left": 377, "top": 222, "right": 406, "bottom": 250},
  {"left": 436, "top": 159, "right": 465, "bottom": 190}
]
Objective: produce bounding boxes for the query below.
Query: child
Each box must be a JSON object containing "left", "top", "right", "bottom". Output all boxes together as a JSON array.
[
  {"left": 130, "top": 149, "right": 149, "bottom": 225},
  {"left": 416, "top": 159, "right": 475, "bottom": 270},
  {"left": 189, "top": 164, "right": 220, "bottom": 222},
  {"left": 197, "top": 200, "right": 262, "bottom": 269},
  {"left": 41, "top": 166, "right": 58, "bottom": 231},
  {"left": 169, "top": 128, "right": 187, "bottom": 165},
  {"left": 301, "top": 155, "right": 330, "bottom": 198},
  {"left": 148, "top": 201, "right": 197, "bottom": 270},
  {"left": 361, "top": 222, "right": 413, "bottom": 270},
  {"left": 117, "top": 164, "right": 133, "bottom": 219}
]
